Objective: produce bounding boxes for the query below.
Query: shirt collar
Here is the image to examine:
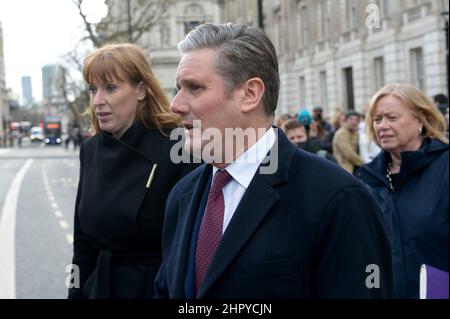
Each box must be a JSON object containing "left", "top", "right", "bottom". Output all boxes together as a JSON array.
[{"left": 212, "top": 127, "right": 276, "bottom": 189}]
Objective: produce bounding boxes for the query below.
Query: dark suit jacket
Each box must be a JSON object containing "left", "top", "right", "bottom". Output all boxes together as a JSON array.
[
  {"left": 154, "top": 129, "right": 393, "bottom": 298},
  {"left": 68, "top": 121, "right": 197, "bottom": 299}
]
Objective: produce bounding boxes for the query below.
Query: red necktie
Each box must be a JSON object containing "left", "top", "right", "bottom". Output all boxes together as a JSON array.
[{"left": 195, "top": 169, "right": 232, "bottom": 293}]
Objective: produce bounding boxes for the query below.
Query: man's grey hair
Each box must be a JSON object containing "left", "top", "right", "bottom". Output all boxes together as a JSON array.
[{"left": 178, "top": 23, "right": 279, "bottom": 117}]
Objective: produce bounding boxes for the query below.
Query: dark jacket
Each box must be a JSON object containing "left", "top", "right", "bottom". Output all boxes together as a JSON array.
[
  {"left": 68, "top": 121, "right": 198, "bottom": 299},
  {"left": 154, "top": 129, "right": 392, "bottom": 299},
  {"left": 356, "top": 138, "right": 449, "bottom": 298}
]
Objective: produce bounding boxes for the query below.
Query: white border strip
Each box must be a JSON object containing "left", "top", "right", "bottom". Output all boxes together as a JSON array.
[{"left": 0, "top": 159, "right": 33, "bottom": 299}]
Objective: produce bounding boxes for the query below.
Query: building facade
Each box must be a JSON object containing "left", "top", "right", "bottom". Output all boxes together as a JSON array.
[
  {"left": 42, "top": 64, "right": 67, "bottom": 110},
  {"left": 41, "top": 64, "right": 69, "bottom": 132},
  {"left": 222, "top": 0, "right": 449, "bottom": 117},
  {"left": 105, "top": 0, "right": 221, "bottom": 99},
  {"left": 100, "top": 0, "right": 448, "bottom": 118},
  {"left": 0, "top": 21, "right": 8, "bottom": 145},
  {"left": 21, "top": 76, "right": 33, "bottom": 106},
  {"left": 144, "top": 0, "right": 221, "bottom": 99}
]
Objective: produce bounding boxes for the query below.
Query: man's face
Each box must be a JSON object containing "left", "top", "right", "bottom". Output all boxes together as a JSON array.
[
  {"left": 313, "top": 109, "right": 322, "bottom": 121},
  {"left": 286, "top": 127, "right": 307, "bottom": 144},
  {"left": 345, "top": 115, "right": 360, "bottom": 131},
  {"left": 171, "top": 48, "right": 243, "bottom": 160}
]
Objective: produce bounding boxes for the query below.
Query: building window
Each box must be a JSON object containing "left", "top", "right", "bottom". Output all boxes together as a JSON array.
[
  {"left": 299, "top": 76, "right": 306, "bottom": 108},
  {"left": 320, "top": 71, "right": 329, "bottom": 112},
  {"left": 273, "top": 12, "right": 281, "bottom": 52},
  {"left": 374, "top": 57, "right": 385, "bottom": 90},
  {"left": 323, "top": 0, "right": 332, "bottom": 40},
  {"left": 296, "top": 5, "right": 303, "bottom": 49},
  {"left": 184, "top": 21, "right": 200, "bottom": 34},
  {"left": 160, "top": 23, "right": 170, "bottom": 48},
  {"left": 317, "top": 1, "right": 323, "bottom": 40},
  {"left": 438, "top": 0, "right": 448, "bottom": 12},
  {"left": 380, "top": 0, "right": 389, "bottom": 18},
  {"left": 410, "top": 48, "right": 425, "bottom": 90},
  {"left": 349, "top": 0, "right": 357, "bottom": 30},
  {"left": 301, "top": 6, "right": 309, "bottom": 47},
  {"left": 343, "top": 67, "right": 355, "bottom": 110},
  {"left": 183, "top": 4, "right": 205, "bottom": 35}
]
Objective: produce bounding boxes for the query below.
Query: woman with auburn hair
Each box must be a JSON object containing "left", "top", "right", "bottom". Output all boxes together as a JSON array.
[
  {"left": 356, "top": 83, "right": 448, "bottom": 298},
  {"left": 68, "top": 43, "right": 197, "bottom": 299}
]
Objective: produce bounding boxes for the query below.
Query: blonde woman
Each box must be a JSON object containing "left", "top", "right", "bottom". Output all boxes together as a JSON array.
[{"left": 356, "top": 83, "right": 448, "bottom": 298}]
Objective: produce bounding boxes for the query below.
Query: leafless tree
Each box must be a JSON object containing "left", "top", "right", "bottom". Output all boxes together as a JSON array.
[
  {"left": 63, "top": 0, "right": 173, "bottom": 131},
  {"left": 73, "top": 0, "right": 173, "bottom": 48}
]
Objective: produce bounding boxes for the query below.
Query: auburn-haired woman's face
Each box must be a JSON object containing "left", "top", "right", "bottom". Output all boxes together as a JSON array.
[
  {"left": 88, "top": 74, "right": 145, "bottom": 138},
  {"left": 372, "top": 94, "right": 423, "bottom": 155}
]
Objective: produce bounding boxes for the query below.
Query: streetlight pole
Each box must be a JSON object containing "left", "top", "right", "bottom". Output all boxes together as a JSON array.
[
  {"left": 441, "top": 11, "right": 449, "bottom": 96},
  {"left": 257, "top": 0, "right": 264, "bottom": 30},
  {"left": 127, "top": 0, "right": 132, "bottom": 42}
]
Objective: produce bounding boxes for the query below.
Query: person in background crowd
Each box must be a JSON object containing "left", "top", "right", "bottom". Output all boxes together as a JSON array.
[
  {"left": 312, "top": 106, "right": 333, "bottom": 134},
  {"left": 433, "top": 94, "right": 449, "bottom": 138},
  {"left": 283, "top": 119, "right": 337, "bottom": 163},
  {"left": 297, "top": 108, "right": 312, "bottom": 134},
  {"left": 282, "top": 118, "right": 307, "bottom": 144},
  {"left": 154, "top": 23, "right": 392, "bottom": 299},
  {"left": 68, "top": 43, "right": 197, "bottom": 299},
  {"left": 433, "top": 93, "right": 448, "bottom": 117},
  {"left": 332, "top": 110, "right": 364, "bottom": 174},
  {"left": 444, "top": 106, "right": 449, "bottom": 138},
  {"left": 276, "top": 113, "right": 292, "bottom": 131},
  {"left": 323, "top": 110, "right": 345, "bottom": 153},
  {"left": 359, "top": 114, "right": 381, "bottom": 164},
  {"left": 356, "top": 83, "right": 449, "bottom": 298}
]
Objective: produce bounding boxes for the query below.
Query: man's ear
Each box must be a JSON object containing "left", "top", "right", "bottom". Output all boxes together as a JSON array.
[
  {"left": 241, "top": 77, "right": 265, "bottom": 113},
  {"left": 137, "top": 82, "right": 146, "bottom": 101}
]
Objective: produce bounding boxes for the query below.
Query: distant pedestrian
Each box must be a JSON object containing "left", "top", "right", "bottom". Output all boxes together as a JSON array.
[{"left": 332, "top": 110, "right": 364, "bottom": 174}]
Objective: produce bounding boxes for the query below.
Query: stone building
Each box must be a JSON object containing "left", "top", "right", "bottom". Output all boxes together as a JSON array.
[
  {"left": 0, "top": 21, "right": 9, "bottom": 145},
  {"left": 222, "top": 0, "right": 449, "bottom": 118},
  {"left": 105, "top": 0, "right": 220, "bottom": 99},
  {"left": 102, "top": 0, "right": 449, "bottom": 118}
]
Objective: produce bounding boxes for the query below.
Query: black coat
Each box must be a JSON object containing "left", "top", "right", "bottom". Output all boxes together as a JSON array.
[
  {"left": 68, "top": 121, "right": 198, "bottom": 299},
  {"left": 154, "top": 130, "right": 393, "bottom": 298},
  {"left": 356, "top": 138, "right": 449, "bottom": 298}
]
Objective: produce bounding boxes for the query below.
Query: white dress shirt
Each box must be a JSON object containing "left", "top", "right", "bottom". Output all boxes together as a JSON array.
[{"left": 211, "top": 127, "right": 276, "bottom": 234}]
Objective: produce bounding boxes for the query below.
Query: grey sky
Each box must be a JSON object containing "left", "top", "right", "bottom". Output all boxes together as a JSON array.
[{"left": 0, "top": 0, "right": 85, "bottom": 102}]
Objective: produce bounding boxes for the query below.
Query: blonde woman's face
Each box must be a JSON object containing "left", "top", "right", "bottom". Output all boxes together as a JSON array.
[
  {"left": 88, "top": 75, "right": 145, "bottom": 139},
  {"left": 372, "top": 95, "right": 423, "bottom": 155}
]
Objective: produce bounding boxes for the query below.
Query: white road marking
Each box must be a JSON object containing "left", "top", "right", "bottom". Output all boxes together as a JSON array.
[
  {"left": 0, "top": 149, "right": 10, "bottom": 155},
  {"left": 51, "top": 202, "right": 59, "bottom": 209},
  {"left": 54, "top": 210, "right": 63, "bottom": 218},
  {"left": 59, "top": 221, "right": 69, "bottom": 229},
  {"left": 66, "top": 234, "right": 74, "bottom": 245},
  {"left": 0, "top": 159, "right": 33, "bottom": 299}
]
